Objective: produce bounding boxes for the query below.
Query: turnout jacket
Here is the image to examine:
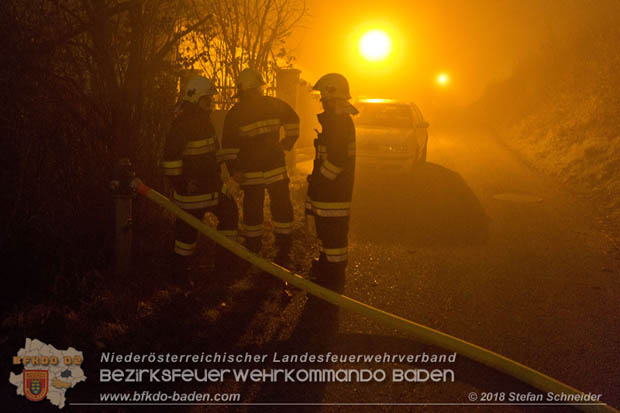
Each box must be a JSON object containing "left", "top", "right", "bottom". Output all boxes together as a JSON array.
[
  {"left": 220, "top": 94, "right": 300, "bottom": 185},
  {"left": 307, "top": 111, "right": 356, "bottom": 216},
  {"left": 162, "top": 102, "right": 222, "bottom": 209}
]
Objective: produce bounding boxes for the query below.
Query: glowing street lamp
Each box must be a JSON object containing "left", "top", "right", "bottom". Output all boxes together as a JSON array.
[
  {"left": 359, "top": 30, "right": 392, "bottom": 62},
  {"left": 436, "top": 73, "right": 450, "bottom": 86}
]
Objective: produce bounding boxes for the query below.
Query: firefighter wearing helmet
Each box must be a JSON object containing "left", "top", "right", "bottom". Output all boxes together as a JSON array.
[
  {"left": 306, "top": 73, "right": 357, "bottom": 293},
  {"left": 161, "top": 75, "right": 239, "bottom": 287},
  {"left": 220, "top": 68, "right": 300, "bottom": 265}
]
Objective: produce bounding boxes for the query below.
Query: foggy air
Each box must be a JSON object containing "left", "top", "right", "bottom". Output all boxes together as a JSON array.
[{"left": 2, "top": 0, "right": 619, "bottom": 411}]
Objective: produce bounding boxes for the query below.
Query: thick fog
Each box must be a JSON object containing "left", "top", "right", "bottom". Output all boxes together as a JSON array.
[{"left": 290, "top": 0, "right": 620, "bottom": 110}]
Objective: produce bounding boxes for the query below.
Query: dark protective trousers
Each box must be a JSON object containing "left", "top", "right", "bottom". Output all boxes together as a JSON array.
[
  {"left": 314, "top": 214, "right": 349, "bottom": 293},
  {"left": 241, "top": 178, "right": 294, "bottom": 253},
  {"left": 174, "top": 194, "right": 239, "bottom": 256}
]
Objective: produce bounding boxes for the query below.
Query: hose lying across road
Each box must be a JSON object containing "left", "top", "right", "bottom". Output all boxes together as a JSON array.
[{"left": 133, "top": 178, "right": 617, "bottom": 413}]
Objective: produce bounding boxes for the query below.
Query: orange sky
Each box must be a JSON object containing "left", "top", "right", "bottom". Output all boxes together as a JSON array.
[{"left": 288, "top": 0, "right": 618, "bottom": 114}]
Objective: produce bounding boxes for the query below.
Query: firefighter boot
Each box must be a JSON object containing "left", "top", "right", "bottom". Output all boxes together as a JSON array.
[
  {"left": 245, "top": 237, "right": 262, "bottom": 254},
  {"left": 214, "top": 245, "right": 244, "bottom": 276},
  {"left": 321, "top": 261, "right": 346, "bottom": 294},
  {"left": 167, "top": 254, "right": 192, "bottom": 290},
  {"left": 306, "top": 254, "right": 330, "bottom": 305},
  {"left": 274, "top": 234, "right": 292, "bottom": 268},
  {"left": 308, "top": 254, "right": 327, "bottom": 282}
]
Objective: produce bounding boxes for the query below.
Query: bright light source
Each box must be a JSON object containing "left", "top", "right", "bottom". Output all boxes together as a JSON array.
[
  {"left": 359, "top": 30, "right": 392, "bottom": 62},
  {"left": 436, "top": 73, "right": 450, "bottom": 86},
  {"left": 361, "top": 98, "right": 389, "bottom": 103}
]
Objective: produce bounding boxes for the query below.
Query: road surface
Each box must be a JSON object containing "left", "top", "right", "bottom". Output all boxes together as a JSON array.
[{"left": 188, "top": 128, "right": 620, "bottom": 412}]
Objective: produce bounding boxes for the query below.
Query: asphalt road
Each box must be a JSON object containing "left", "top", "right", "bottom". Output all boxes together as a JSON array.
[{"left": 187, "top": 129, "right": 619, "bottom": 412}]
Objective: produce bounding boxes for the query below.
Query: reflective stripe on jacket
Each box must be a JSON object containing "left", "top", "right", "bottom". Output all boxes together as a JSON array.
[
  {"left": 308, "top": 111, "right": 356, "bottom": 214},
  {"left": 221, "top": 95, "right": 300, "bottom": 185},
  {"left": 162, "top": 102, "right": 222, "bottom": 201}
]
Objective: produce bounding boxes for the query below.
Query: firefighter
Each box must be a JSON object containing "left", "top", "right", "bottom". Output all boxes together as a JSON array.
[
  {"left": 162, "top": 75, "right": 239, "bottom": 287},
  {"left": 220, "top": 68, "right": 300, "bottom": 265},
  {"left": 306, "top": 73, "right": 357, "bottom": 294}
]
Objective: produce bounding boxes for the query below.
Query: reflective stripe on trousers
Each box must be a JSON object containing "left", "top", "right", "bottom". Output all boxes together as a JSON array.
[
  {"left": 173, "top": 192, "right": 219, "bottom": 210},
  {"left": 174, "top": 240, "right": 196, "bottom": 256},
  {"left": 308, "top": 194, "right": 350, "bottom": 264},
  {"left": 310, "top": 200, "right": 351, "bottom": 217},
  {"left": 272, "top": 220, "right": 293, "bottom": 234},
  {"left": 242, "top": 179, "right": 294, "bottom": 239},
  {"left": 242, "top": 223, "right": 264, "bottom": 238},
  {"left": 315, "top": 214, "right": 350, "bottom": 263},
  {"left": 320, "top": 246, "right": 348, "bottom": 263},
  {"left": 241, "top": 166, "right": 288, "bottom": 186}
]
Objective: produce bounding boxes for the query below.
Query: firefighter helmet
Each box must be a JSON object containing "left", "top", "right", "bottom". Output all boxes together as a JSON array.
[
  {"left": 312, "top": 73, "right": 351, "bottom": 100},
  {"left": 237, "top": 68, "right": 266, "bottom": 91},
  {"left": 183, "top": 76, "right": 217, "bottom": 103}
]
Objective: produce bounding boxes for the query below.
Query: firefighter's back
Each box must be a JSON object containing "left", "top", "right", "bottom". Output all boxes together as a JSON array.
[
  {"left": 172, "top": 104, "right": 221, "bottom": 194},
  {"left": 226, "top": 94, "right": 292, "bottom": 172}
]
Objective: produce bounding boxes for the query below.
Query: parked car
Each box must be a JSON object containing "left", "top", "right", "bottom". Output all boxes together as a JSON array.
[{"left": 353, "top": 99, "right": 429, "bottom": 173}]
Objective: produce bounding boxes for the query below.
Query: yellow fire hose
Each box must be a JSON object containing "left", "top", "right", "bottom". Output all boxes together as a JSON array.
[{"left": 133, "top": 179, "right": 617, "bottom": 413}]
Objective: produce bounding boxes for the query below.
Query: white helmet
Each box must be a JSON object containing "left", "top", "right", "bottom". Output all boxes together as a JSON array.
[
  {"left": 183, "top": 76, "right": 217, "bottom": 103},
  {"left": 313, "top": 73, "right": 351, "bottom": 101},
  {"left": 237, "top": 68, "right": 266, "bottom": 91}
]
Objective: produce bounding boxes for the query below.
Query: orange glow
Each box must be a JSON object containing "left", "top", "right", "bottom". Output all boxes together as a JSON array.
[
  {"left": 359, "top": 30, "right": 392, "bottom": 62},
  {"left": 436, "top": 73, "right": 450, "bottom": 86},
  {"left": 290, "top": 1, "right": 590, "bottom": 111},
  {"left": 360, "top": 98, "right": 391, "bottom": 103}
]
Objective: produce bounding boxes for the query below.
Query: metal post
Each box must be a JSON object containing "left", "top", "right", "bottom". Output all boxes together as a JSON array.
[
  {"left": 110, "top": 158, "right": 136, "bottom": 275},
  {"left": 276, "top": 68, "right": 301, "bottom": 175}
]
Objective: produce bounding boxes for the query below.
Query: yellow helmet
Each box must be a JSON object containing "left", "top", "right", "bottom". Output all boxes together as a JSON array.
[
  {"left": 237, "top": 68, "right": 266, "bottom": 91},
  {"left": 312, "top": 73, "right": 351, "bottom": 101},
  {"left": 183, "top": 76, "right": 217, "bottom": 103}
]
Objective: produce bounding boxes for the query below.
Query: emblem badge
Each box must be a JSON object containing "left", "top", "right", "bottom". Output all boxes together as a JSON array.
[{"left": 24, "top": 370, "right": 48, "bottom": 402}]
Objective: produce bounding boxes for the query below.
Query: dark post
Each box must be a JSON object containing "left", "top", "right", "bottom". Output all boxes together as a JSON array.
[
  {"left": 276, "top": 68, "right": 301, "bottom": 175},
  {"left": 110, "top": 158, "right": 136, "bottom": 275}
]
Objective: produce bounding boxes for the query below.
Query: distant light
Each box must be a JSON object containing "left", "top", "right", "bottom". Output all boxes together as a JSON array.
[
  {"left": 359, "top": 30, "right": 392, "bottom": 62},
  {"left": 436, "top": 73, "right": 450, "bottom": 86},
  {"left": 361, "top": 98, "right": 389, "bottom": 103}
]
